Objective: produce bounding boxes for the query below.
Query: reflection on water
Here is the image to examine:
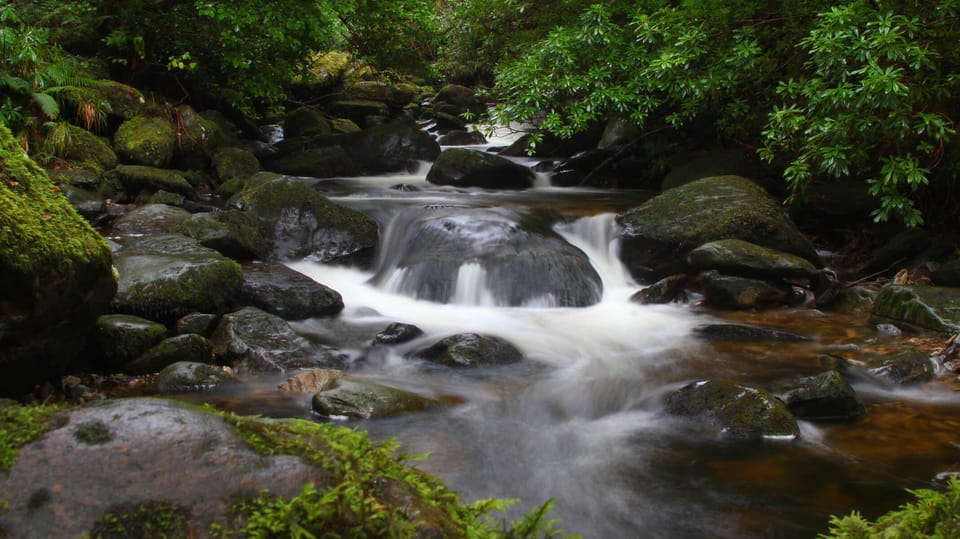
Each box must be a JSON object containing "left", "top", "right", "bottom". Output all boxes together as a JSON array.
[{"left": 183, "top": 167, "right": 960, "bottom": 538}]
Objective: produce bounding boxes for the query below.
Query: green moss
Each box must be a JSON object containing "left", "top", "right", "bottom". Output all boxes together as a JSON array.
[
  {"left": 0, "top": 402, "right": 63, "bottom": 473},
  {"left": 73, "top": 420, "right": 114, "bottom": 445},
  {"left": 62, "top": 125, "right": 118, "bottom": 173},
  {"left": 820, "top": 477, "right": 960, "bottom": 538},
  {"left": 114, "top": 116, "right": 176, "bottom": 168},
  {"left": 90, "top": 501, "right": 190, "bottom": 539}
]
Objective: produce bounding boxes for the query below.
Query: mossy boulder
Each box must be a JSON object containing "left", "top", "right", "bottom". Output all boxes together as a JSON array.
[
  {"left": 323, "top": 99, "right": 390, "bottom": 128},
  {"left": 113, "top": 116, "right": 176, "bottom": 167},
  {"left": 870, "top": 285, "right": 960, "bottom": 333},
  {"left": 283, "top": 106, "right": 332, "bottom": 138},
  {"left": 781, "top": 370, "right": 866, "bottom": 421},
  {"left": 426, "top": 148, "right": 534, "bottom": 190},
  {"left": 697, "top": 271, "right": 801, "bottom": 309},
  {"left": 93, "top": 314, "right": 168, "bottom": 369},
  {"left": 617, "top": 175, "right": 821, "bottom": 282},
  {"left": 0, "top": 125, "right": 117, "bottom": 396},
  {"left": 111, "top": 203, "right": 191, "bottom": 236},
  {"left": 176, "top": 312, "right": 219, "bottom": 337},
  {"left": 62, "top": 125, "right": 118, "bottom": 173},
  {"left": 109, "top": 164, "right": 195, "bottom": 200},
  {"left": 157, "top": 361, "right": 239, "bottom": 393},
  {"left": 438, "top": 130, "right": 487, "bottom": 146},
  {"left": 241, "top": 173, "right": 378, "bottom": 264},
  {"left": 688, "top": 239, "right": 818, "bottom": 280},
  {"left": 869, "top": 350, "right": 935, "bottom": 385},
  {"left": 665, "top": 379, "right": 799, "bottom": 440},
  {"left": 124, "top": 334, "right": 214, "bottom": 375},
  {"left": 239, "top": 261, "right": 344, "bottom": 320},
  {"left": 312, "top": 379, "right": 438, "bottom": 419},
  {"left": 329, "top": 117, "right": 362, "bottom": 134},
  {"left": 433, "top": 84, "right": 485, "bottom": 116},
  {"left": 407, "top": 333, "right": 524, "bottom": 368},
  {"left": 94, "top": 80, "right": 148, "bottom": 121},
  {"left": 112, "top": 234, "right": 243, "bottom": 323},
  {"left": 268, "top": 145, "right": 358, "bottom": 177},
  {"left": 174, "top": 210, "right": 266, "bottom": 260},
  {"left": 211, "top": 146, "right": 259, "bottom": 184}
]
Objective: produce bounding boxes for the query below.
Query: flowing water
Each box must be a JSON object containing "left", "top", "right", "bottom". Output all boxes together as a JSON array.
[{"left": 198, "top": 136, "right": 960, "bottom": 538}]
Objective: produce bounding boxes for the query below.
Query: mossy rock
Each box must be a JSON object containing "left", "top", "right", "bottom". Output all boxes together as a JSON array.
[
  {"left": 93, "top": 80, "right": 147, "bottom": 121},
  {"left": 433, "top": 84, "right": 484, "bottom": 115},
  {"left": 869, "top": 350, "right": 935, "bottom": 385},
  {"left": 109, "top": 165, "right": 195, "bottom": 200},
  {"left": 323, "top": 99, "right": 390, "bottom": 128},
  {"left": 174, "top": 210, "right": 266, "bottom": 260},
  {"left": 697, "top": 270, "right": 800, "bottom": 309},
  {"left": 438, "top": 130, "right": 487, "bottom": 146},
  {"left": 62, "top": 125, "right": 118, "bottom": 173},
  {"left": 407, "top": 333, "right": 524, "bottom": 368},
  {"left": 113, "top": 116, "right": 176, "bottom": 167},
  {"left": 175, "top": 312, "right": 219, "bottom": 337},
  {"left": 312, "top": 379, "right": 438, "bottom": 419},
  {"left": 283, "top": 106, "right": 332, "bottom": 138},
  {"left": 211, "top": 146, "right": 260, "bottom": 183},
  {"left": 426, "top": 148, "right": 534, "bottom": 190},
  {"left": 0, "top": 124, "right": 117, "bottom": 396},
  {"left": 617, "top": 175, "right": 821, "bottom": 282},
  {"left": 665, "top": 379, "right": 799, "bottom": 440},
  {"left": 112, "top": 234, "right": 243, "bottom": 323},
  {"left": 111, "top": 203, "right": 191, "bottom": 236},
  {"left": 688, "top": 239, "right": 817, "bottom": 280},
  {"left": 329, "top": 117, "right": 362, "bottom": 134},
  {"left": 124, "top": 334, "right": 214, "bottom": 375},
  {"left": 631, "top": 274, "right": 688, "bottom": 305},
  {"left": 781, "top": 370, "right": 866, "bottom": 421},
  {"left": 268, "top": 145, "right": 358, "bottom": 177},
  {"left": 93, "top": 314, "right": 168, "bottom": 369},
  {"left": 870, "top": 285, "right": 960, "bottom": 333}
]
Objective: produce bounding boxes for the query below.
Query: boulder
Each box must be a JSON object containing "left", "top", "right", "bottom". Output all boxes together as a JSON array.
[
  {"left": 124, "top": 334, "right": 214, "bottom": 375},
  {"left": 407, "top": 333, "right": 523, "bottom": 368},
  {"left": 828, "top": 285, "right": 879, "bottom": 314},
  {"left": 433, "top": 84, "right": 485, "bottom": 116},
  {"left": 108, "top": 165, "right": 195, "bottom": 199},
  {"left": 372, "top": 323, "right": 424, "bottom": 346},
  {"left": 870, "top": 350, "right": 935, "bottom": 385},
  {"left": 113, "top": 116, "right": 176, "bottom": 167},
  {"left": 176, "top": 312, "right": 219, "bottom": 336},
  {"left": 864, "top": 229, "right": 953, "bottom": 276},
  {"left": 781, "top": 370, "right": 866, "bottom": 421},
  {"left": 367, "top": 207, "right": 602, "bottom": 307},
  {"left": 438, "top": 130, "right": 487, "bottom": 146},
  {"left": 434, "top": 111, "right": 468, "bottom": 131},
  {"left": 283, "top": 106, "right": 332, "bottom": 138},
  {"left": 112, "top": 234, "right": 243, "bottom": 323},
  {"left": 93, "top": 314, "right": 168, "bottom": 369},
  {"left": 145, "top": 190, "right": 185, "bottom": 206},
  {"left": 323, "top": 99, "right": 390, "bottom": 128},
  {"left": 61, "top": 184, "right": 106, "bottom": 219},
  {"left": 664, "top": 379, "right": 799, "bottom": 440},
  {"left": 312, "top": 379, "right": 438, "bottom": 419},
  {"left": 0, "top": 126, "right": 117, "bottom": 396},
  {"left": 157, "top": 361, "right": 237, "bottom": 393},
  {"left": 551, "top": 148, "right": 657, "bottom": 189},
  {"left": 241, "top": 173, "right": 379, "bottom": 264},
  {"left": 692, "top": 324, "right": 809, "bottom": 342},
  {"left": 211, "top": 147, "right": 260, "bottom": 184},
  {"left": 426, "top": 148, "right": 534, "bottom": 190},
  {"left": 111, "top": 203, "right": 191, "bottom": 236},
  {"left": 268, "top": 145, "right": 359, "bottom": 177},
  {"left": 239, "top": 261, "right": 344, "bottom": 320},
  {"left": 210, "top": 306, "right": 346, "bottom": 373},
  {"left": 174, "top": 210, "right": 265, "bottom": 260},
  {"left": 62, "top": 125, "right": 118, "bottom": 172},
  {"left": 171, "top": 105, "right": 231, "bottom": 170},
  {"left": 329, "top": 117, "right": 362, "bottom": 134},
  {"left": 630, "top": 274, "right": 687, "bottom": 305},
  {"left": 697, "top": 271, "right": 801, "bottom": 309},
  {"left": 617, "top": 176, "right": 821, "bottom": 282},
  {"left": 499, "top": 127, "right": 603, "bottom": 158},
  {"left": 688, "top": 239, "right": 818, "bottom": 280},
  {"left": 870, "top": 285, "right": 960, "bottom": 333}
]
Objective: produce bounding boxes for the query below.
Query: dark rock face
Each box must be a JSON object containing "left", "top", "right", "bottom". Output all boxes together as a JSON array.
[
  {"left": 368, "top": 207, "right": 602, "bottom": 307},
  {"left": 665, "top": 379, "right": 799, "bottom": 440},
  {"left": 407, "top": 333, "right": 523, "bottom": 368},
  {"left": 617, "top": 176, "right": 821, "bottom": 282},
  {"left": 688, "top": 239, "right": 818, "bottom": 280},
  {"left": 781, "top": 370, "right": 866, "bottom": 421},
  {"left": 239, "top": 261, "right": 344, "bottom": 320},
  {"left": 692, "top": 324, "right": 810, "bottom": 342},
  {"left": 268, "top": 145, "right": 359, "bottom": 178},
  {"left": 438, "top": 130, "right": 487, "bottom": 146},
  {"left": 312, "top": 379, "right": 438, "bottom": 419},
  {"left": 210, "top": 306, "right": 346, "bottom": 373},
  {"left": 372, "top": 323, "right": 424, "bottom": 346},
  {"left": 426, "top": 148, "right": 534, "bottom": 190},
  {"left": 631, "top": 274, "right": 687, "bottom": 305},
  {"left": 698, "top": 271, "right": 801, "bottom": 309},
  {"left": 870, "top": 285, "right": 960, "bottom": 333}
]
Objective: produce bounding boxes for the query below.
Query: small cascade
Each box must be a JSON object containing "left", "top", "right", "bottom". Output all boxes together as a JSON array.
[
  {"left": 555, "top": 213, "right": 635, "bottom": 298},
  {"left": 452, "top": 262, "right": 497, "bottom": 306}
]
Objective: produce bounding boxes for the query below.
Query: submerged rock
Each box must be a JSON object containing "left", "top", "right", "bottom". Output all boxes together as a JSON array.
[
  {"left": 157, "top": 362, "right": 238, "bottom": 392},
  {"left": 870, "top": 350, "right": 935, "bottom": 385},
  {"left": 408, "top": 333, "right": 524, "bottom": 368},
  {"left": 312, "top": 379, "right": 438, "bottom": 419},
  {"left": 697, "top": 271, "right": 801, "bottom": 309},
  {"left": 781, "top": 370, "right": 866, "bottom": 421},
  {"left": 426, "top": 148, "right": 534, "bottom": 190},
  {"left": 372, "top": 323, "right": 424, "bottom": 346},
  {"left": 665, "top": 379, "right": 799, "bottom": 440},
  {"left": 692, "top": 324, "right": 810, "bottom": 342}
]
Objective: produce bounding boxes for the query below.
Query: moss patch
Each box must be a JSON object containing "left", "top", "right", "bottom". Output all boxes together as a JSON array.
[
  {"left": 90, "top": 501, "right": 190, "bottom": 539},
  {"left": 113, "top": 116, "right": 176, "bottom": 167},
  {"left": 0, "top": 402, "right": 63, "bottom": 473},
  {"left": 73, "top": 420, "right": 114, "bottom": 445}
]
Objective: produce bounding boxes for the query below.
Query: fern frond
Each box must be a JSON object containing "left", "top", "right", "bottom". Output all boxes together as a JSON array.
[
  {"left": 31, "top": 92, "right": 60, "bottom": 120},
  {"left": 0, "top": 74, "right": 33, "bottom": 95}
]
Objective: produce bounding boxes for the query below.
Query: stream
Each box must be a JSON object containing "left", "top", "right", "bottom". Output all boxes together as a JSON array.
[{"left": 185, "top": 133, "right": 960, "bottom": 538}]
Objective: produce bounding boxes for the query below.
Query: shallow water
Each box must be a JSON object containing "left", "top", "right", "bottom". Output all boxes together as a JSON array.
[{"left": 189, "top": 159, "right": 960, "bottom": 538}]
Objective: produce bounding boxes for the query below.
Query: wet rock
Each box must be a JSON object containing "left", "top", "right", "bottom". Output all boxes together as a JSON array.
[
  {"left": 688, "top": 239, "right": 817, "bottom": 280},
  {"left": 171, "top": 105, "right": 234, "bottom": 170},
  {"left": 665, "top": 379, "right": 799, "bottom": 440},
  {"left": 871, "top": 285, "right": 960, "bottom": 333},
  {"left": 692, "top": 324, "right": 810, "bottom": 342},
  {"left": 870, "top": 350, "right": 935, "bottom": 385},
  {"left": 176, "top": 312, "right": 219, "bottom": 336},
  {"left": 324, "top": 99, "right": 390, "bottom": 128},
  {"left": 781, "top": 370, "right": 866, "bottom": 421},
  {"left": 631, "top": 274, "right": 687, "bottom": 304},
  {"left": 93, "top": 314, "right": 168, "bottom": 369},
  {"left": 111, "top": 203, "right": 191, "bottom": 236},
  {"left": 174, "top": 210, "right": 265, "bottom": 260},
  {"left": 408, "top": 333, "right": 523, "bottom": 368},
  {"left": 277, "top": 369, "right": 345, "bottom": 394},
  {"left": 211, "top": 146, "right": 260, "bottom": 183},
  {"left": 372, "top": 323, "right": 424, "bottom": 346},
  {"left": 124, "top": 334, "right": 214, "bottom": 375},
  {"left": 433, "top": 84, "right": 485, "bottom": 116},
  {"left": 551, "top": 148, "right": 656, "bottom": 189},
  {"left": 617, "top": 176, "right": 821, "bottom": 282},
  {"left": 698, "top": 271, "right": 801, "bottom": 309},
  {"left": 426, "top": 148, "right": 534, "bottom": 190},
  {"left": 108, "top": 165, "right": 196, "bottom": 200},
  {"left": 269, "top": 145, "right": 359, "bottom": 177},
  {"left": 329, "top": 117, "right": 362, "bottom": 134},
  {"left": 438, "top": 130, "right": 487, "bottom": 146},
  {"left": 312, "top": 379, "right": 437, "bottom": 419},
  {"left": 113, "top": 116, "right": 176, "bottom": 167},
  {"left": 239, "top": 261, "right": 344, "bottom": 320},
  {"left": 283, "top": 106, "right": 332, "bottom": 138},
  {"left": 145, "top": 190, "right": 186, "bottom": 207},
  {"left": 112, "top": 234, "right": 243, "bottom": 323},
  {"left": 157, "top": 362, "right": 238, "bottom": 393},
  {"left": 210, "top": 306, "right": 346, "bottom": 373},
  {"left": 876, "top": 323, "right": 902, "bottom": 336},
  {"left": 61, "top": 184, "right": 106, "bottom": 219}
]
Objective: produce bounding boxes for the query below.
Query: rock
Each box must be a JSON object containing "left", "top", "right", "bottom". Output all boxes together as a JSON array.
[
  {"left": 617, "top": 176, "right": 821, "bottom": 282},
  {"left": 239, "top": 261, "right": 344, "bottom": 320},
  {"left": 174, "top": 210, "right": 265, "bottom": 260},
  {"left": 698, "top": 271, "right": 801, "bottom": 309},
  {"left": 426, "top": 148, "right": 534, "bottom": 190},
  {"left": 0, "top": 126, "right": 117, "bottom": 396},
  {"left": 62, "top": 124, "right": 118, "bottom": 172},
  {"left": 113, "top": 116, "right": 176, "bottom": 167},
  {"left": 688, "top": 239, "right": 818, "bottom": 280},
  {"left": 241, "top": 173, "right": 379, "bottom": 264},
  {"left": 111, "top": 203, "right": 191, "bottom": 236},
  {"left": 933, "top": 259, "right": 960, "bottom": 287},
  {"left": 312, "top": 379, "right": 437, "bottom": 419},
  {"left": 434, "top": 111, "right": 468, "bottom": 131},
  {"left": 692, "top": 324, "right": 810, "bottom": 342},
  {"left": 871, "top": 285, "right": 960, "bottom": 333},
  {"left": 329, "top": 117, "right": 362, "bottom": 134},
  {"left": 172, "top": 105, "right": 235, "bottom": 169},
  {"left": 598, "top": 116, "right": 642, "bottom": 150},
  {"left": 0, "top": 398, "right": 318, "bottom": 537},
  {"left": 438, "top": 130, "right": 487, "bottom": 146},
  {"left": 146, "top": 190, "right": 185, "bottom": 206},
  {"left": 433, "top": 84, "right": 485, "bottom": 116},
  {"left": 157, "top": 361, "right": 239, "bottom": 392},
  {"left": 870, "top": 350, "right": 935, "bottom": 385},
  {"left": 269, "top": 145, "right": 359, "bottom": 177},
  {"left": 324, "top": 99, "right": 390, "bottom": 128},
  {"left": 499, "top": 128, "right": 603, "bottom": 158},
  {"left": 108, "top": 165, "right": 196, "bottom": 199},
  {"left": 372, "top": 323, "right": 424, "bottom": 346},
  {"left": 93, "top": 314, "right": 168, "bottom": 369},
  {"left": 277, "top": 369, "right": 345, "bottom": 394},
  {"left": 176, "top": 312, "right": 219, "bottom": 336},
  {"left": 92, "top": 80, "right": 147, "bottom": 121},
  {"left": 665, "top": 379, "right": 799, "bottom": 440},
  {"left": 283, "top": 106, "right": 332, "bottom": 138},
  {"left": 367, "top": 207, "right": 602, "bottom": 307},
  {"left": 408, "top": 333, "right": 523, "bottom": 368},
  {"left": 781, "top": 370, "right": 866, "bottom": 421},
  {"left": 211, "top": 147, "right": 260, "bottom": 183},
  {"left": 61, "top": 184, "right": 106, "bottom": 219},
  {"left": 124, "top": 334, "right": 214, "bottom": 375},
  {"left": 112, "top": 234, "right": 243, "bottom": 323},
  {"left": 210, "top": 306, "right": 346, "bottom": 373},
  {"left": 630, "top": 274, "right": 687, "bottom": 304},
  {"left": 829, "top": 286, "right": 879, "bottom": 314},
  {"left": 551, "top": 148, "right": 657, "bottom": 189}
]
